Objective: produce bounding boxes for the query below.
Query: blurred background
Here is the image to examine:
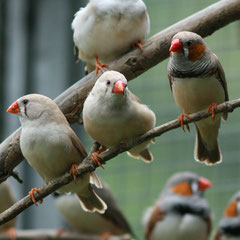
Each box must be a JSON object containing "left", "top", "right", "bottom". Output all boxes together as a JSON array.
[{"left": 0, "top": 0, "right": 240, "bottom": 239}]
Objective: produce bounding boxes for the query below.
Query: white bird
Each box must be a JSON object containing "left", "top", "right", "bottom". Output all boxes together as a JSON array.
[
  {"left": 83, "top": 70, "right": 156, "bottom": 164},
  {"left": 7, "top": 94, "right": 107, "bottom": 213},
  {"left": 72, "top": 0, "right": 150, "bottom": 73}
]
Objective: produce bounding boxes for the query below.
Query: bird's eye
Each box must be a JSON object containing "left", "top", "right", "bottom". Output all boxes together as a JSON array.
[
  {"left": 106, "top": 80, "right": 111, "bottom": 85},
  {"left": 22, "top": 99, "right": 28, "bottom": 105},
  {"left": 186, "top": 40, "right": 193, "bottom": 47}
]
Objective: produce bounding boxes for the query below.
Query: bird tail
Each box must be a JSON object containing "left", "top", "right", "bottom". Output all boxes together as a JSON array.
[
  {"left": 76, "top": 185, "right": 107, "bottom": 214},
  {"left": 194, "top": 126, "right": 222, "bottom": 165},
  {"left": 128, "top": 149, "right": 153, "bottom": 163}
]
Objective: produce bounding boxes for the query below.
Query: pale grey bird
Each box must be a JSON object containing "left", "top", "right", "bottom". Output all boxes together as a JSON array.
[{"left": 7, "top": 94, "right": 106, "bottom": 213}]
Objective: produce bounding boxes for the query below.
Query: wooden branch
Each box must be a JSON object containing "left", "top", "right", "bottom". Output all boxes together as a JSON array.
[
  {"left": 0, "top": 98, "right": 239, "bottom": 226},
  {"left": 0, "top": 0, "right": 240, "bottom": 182},
  {"left": 0, "top": 229, "right": 130, "bottom": 240}
]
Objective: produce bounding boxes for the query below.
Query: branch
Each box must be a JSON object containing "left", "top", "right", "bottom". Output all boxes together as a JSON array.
[
  {"left": 0, "top": 230, "right": 130, "bottom": 240},
  {"left": 0, "top": 98, "right": 239, "bottom": 225},
  {"left": 0, "top": 0, "right": 240, "bottom": 181}
]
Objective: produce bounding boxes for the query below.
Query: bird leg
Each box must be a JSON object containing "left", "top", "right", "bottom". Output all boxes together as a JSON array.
[
  {"left": 208, "top": 103, "right": 217, "bottom": 121},
  {"left": 29, "top": 187, "right": 43, "bottom": 206},
  {"left": 91, "top": 146, "right": 107, "bottom": 169},
  {"left": 178, "top": 113, "right": 191, "bottom": 132},
  {"left": 70, "top": 163, "right": 80, "bottom": 184},
  {"left": 4, "top": 227, "right": 16, "bottom": 240},
  {"left": 95, "top": 56, "right": 108, "bottom": 75},
  {"left": 132, "top": 40, "right": 143, "bottom": 50}
]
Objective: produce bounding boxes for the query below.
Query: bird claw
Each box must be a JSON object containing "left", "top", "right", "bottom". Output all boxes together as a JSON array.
[
  {"left": 92, "top": 152, "right": 104, "bottom": 169},
  {"left": 178, "top": 113, "right": 191, "bottom": 132},
  {"left": 132, "top": 40, "right": 143, "bottom": 50},
  {"left": 29, "top": 187, "right": 43, "bottom": 206},
  {"left": 95, "top": 56, "right": 108, "bottom": 75},
  {"left": 208, "top": 103, "right": 217, "bottom": 121},
  {"left": 70, "top": 163, "right": 80, "bottom": 184},
  {"left": 4, "top": 227, "right": 16, "bottom": 240}
]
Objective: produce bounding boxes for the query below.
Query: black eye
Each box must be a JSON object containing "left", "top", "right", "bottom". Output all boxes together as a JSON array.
[
  {"left": 186, "top": 40, "right": 193, "bottom": 47},
  {"left": 22, "top": 99, "right": 28, "bottom": 105},
  {"left": 106, "top": 80, "right": 111, "bottom": 85}
]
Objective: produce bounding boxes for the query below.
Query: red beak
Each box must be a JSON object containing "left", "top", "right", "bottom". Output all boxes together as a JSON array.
[
  {"left": 7, "top": 101, "right": 20, "bottom": 114},
  {"left": 112, "top": 80, "right": 125, "bottom": 94},
  {"left": 169, "top": 38, "right": 183, "bottom": 53},
  {"left": 198, "top": 177, "right": 212, "bottom": 191}
]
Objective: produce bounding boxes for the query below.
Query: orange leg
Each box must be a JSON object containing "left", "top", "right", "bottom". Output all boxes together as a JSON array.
[
  {"left": 178, "top": 113, "right": 191, "bottom": 132},
  {"left": 70, "top": 163, "right": 80, "bottom": 184},
  {"left": 56, "top": 228, "right": 69, "bottom": 236},
  {"left": 208, "top": 103, "right": 217, "bottom": 121},
  {"left": 29, "top": 187, "right": 43, "bottom": 206},
  {"left": 91, "top": 146, "right": 107, "bottom": 169},
  {"left": 95, "top": 56, "right": 108, "bottom": 75},
  {"left": 4, "top": 227, "right": 16, "bottom": 240},
  {"left": 132, "top": 40, "right": 143, "bottom": 50}
]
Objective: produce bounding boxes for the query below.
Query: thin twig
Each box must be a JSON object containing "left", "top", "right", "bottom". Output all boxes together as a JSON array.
[{"left": 0, "top": 99, "right": 239, "bottom": 225}]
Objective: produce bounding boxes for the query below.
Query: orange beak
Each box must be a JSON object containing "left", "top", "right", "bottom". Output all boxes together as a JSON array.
[
  {"left": 169, "top": 38, "right": 183, "bottom": 53},
  {"left": 198, "top": 177, "right": 212, "bottom": 191},
  {"left": 112, "top": 80, "right": 125, "bottom": 94},
  {"left": 7, "top": 101, "right": 20, "bottom": 114}
]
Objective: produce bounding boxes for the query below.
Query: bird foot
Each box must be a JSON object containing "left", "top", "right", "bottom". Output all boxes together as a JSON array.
[
  {"left": 95, "top": 56, "right": 108, "bottom": 75},
  {"left": 132, "top": 40, "right": 143, "bottom": 50},
  {"left": 91, "top": 146, "right": 106, "bottom": 169},
  {"left": 178, "top": 113, "right": 191, "bottom": 132},
  {"left": 70, "top": 163, "right": 80, "bottom": 184},
  {"left": 208, "top": 103, "right": 217, "bottom": 121},
  {"left": 29, "top": 187, "right": 43, "bottom": 206},
  {"left": 4, "top": 227, "right": 16, "bottom": 240}
]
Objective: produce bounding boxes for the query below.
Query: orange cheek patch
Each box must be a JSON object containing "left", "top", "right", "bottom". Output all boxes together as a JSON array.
[
  {"left": 224, "top": 200, "right": 238, "bottom": 217},
  {"left": 171, "top": 182, "right": 192, "bottom": 196},
  {"left": 188, "top": 43, "right": 206, "bottom": 61}
]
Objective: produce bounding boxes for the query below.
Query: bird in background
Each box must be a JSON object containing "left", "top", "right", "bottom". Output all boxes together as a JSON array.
[
  {"left": 168, "top": 31, "right": 229, "bottom": 165},
  {"left": 54, "top": 181, "right": 134, "bottom": 239},
  {"left": 83, "top": 70, "right": 156, "bottom": 166},
  {"left": 142, "top": 171, "right": 212, "bottom": 240},
  {"left": 0, "top": 181, "right": 16, "bottom": 240},
  {"left": 214, "top": 191, "right": 240, "bottom": 240},
  {"left": 7, "top": 94, "right": 107, "bottom": 214},
  {"left": 72, "top": 0, "right": 150, "bottom": 74}
]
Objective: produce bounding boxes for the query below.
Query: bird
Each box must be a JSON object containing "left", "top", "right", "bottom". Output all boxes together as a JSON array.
[
  {"left": 213, "top": 191, "right": 240, "bottom": 240},
  {"left": 7, "top": 94, "right": 107, "bottom": 214},
  {"left": 142, "top": 171, "right": 212, "bottom": 240},
  {"left": 82, "top": 70, "right": 156, "bottom": 165},
  {"left": 168, "top": 31, "right": 229, "bottom": 165},
  {"left": 54, "top": 181, "right": 134, "bottom": 239},
  {"left": 0, "top": 181, "right": 16, "bottom": 240},
  {"left": 72, "top": 0, "right": 150, "bottom": 74}
]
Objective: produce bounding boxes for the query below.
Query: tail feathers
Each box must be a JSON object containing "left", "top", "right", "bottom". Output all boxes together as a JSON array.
[
  {"left": 128, "top": 149, "right": 153, "bottom": 163},
  {"left": 194, "top": 128, "right": 222, "bottom": 165},
  {"left": 76, "top": 186, "right": 107, "bottom": 214}
]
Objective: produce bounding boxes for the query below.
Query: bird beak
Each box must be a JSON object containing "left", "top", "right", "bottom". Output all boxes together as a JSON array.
[
  {"left": 112, "top": 80, "right": 125, "bottom": 94},
  {"left": 169, "top": 39, "right": 183, "bottom": 53},
  {"left": 7, "top": 101, "right": 20, "bottom": 114},
  {"left": 198, "top": 177, "right": 212, "bottom": 190}
]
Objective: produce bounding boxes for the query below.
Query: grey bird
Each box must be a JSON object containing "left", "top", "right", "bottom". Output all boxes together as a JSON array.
[
  {"left": 214, "top": 191, "right": 240, "bottom": 240},
  {"left": 83, "top": 70, "right": 156, "bottom": 164},
  {"left": 7, "top": 94, "right": 106, "bottom": 213},
  {"left": 168, "top": 31, "right": 229, "bottom": 165},
  {"left": 143, "top": 172, "right": 212, "bottom": 240},
  {"left": 54, "top": 182, "right": 134, "bottom": 238}
]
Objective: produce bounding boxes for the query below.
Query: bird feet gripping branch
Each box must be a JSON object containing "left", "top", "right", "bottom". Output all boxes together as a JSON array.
[
  {"left": 178, "top": 113, "right": 191, "bottom": 132},
  {"left": 70, "top": 163, "right": 80, "bottom": 184},
  {"left": 91, "top": 146, "right": 107, "bottom": 169},
  {"left": 29, "top": 187, "right": 43, "bottom": 206},
  {"left": 208, "top": 103, "right": 217, "bottom": 121},
  {"left": 132, "top": 40, "right": 143, "bottom": 50},
  {"left": 95, "top": 56, "right": 108, "bottom": 75}
]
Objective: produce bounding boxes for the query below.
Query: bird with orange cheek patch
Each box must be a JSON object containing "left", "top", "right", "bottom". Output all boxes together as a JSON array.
[
  {"left": 142, "top": 172, "right": 212, "bottom": 240},
  {"left": 214, "top": 191, "right": 240, "bottom": 240},
  {"left": 168, "top": 31, "right": 229, "bottom": 165}
]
